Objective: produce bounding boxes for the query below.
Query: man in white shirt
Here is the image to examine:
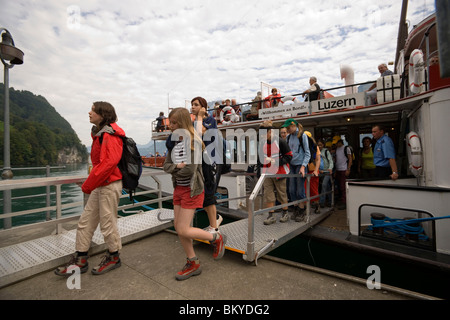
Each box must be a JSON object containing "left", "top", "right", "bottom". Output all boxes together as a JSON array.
[
  {"left": 334, "top": 139, "right": 352, "bottom": 209},
  {"left": 302, "top": 77, "right": 320, "bottom": 101}
]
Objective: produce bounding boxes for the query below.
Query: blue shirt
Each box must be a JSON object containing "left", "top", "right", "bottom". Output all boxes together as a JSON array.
[
  {"left": 287, "top": 130, "right": 311, "bottom": 167},
  {"left": 373, "top": 134, "right": 396, "bottom": 167}
]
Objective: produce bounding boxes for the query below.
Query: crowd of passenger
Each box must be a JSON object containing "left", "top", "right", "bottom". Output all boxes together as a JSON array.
[
  {"left": 153, "top": 76, "right": 321, "bottom": 129},
  {"left": 182, "top": 95, "right": 398, "bottom": 229},
  {"left": 155, "top": 90, "right": 399, "bottom": 227},
  {"left": 256, "top": 119, "right": 398, "bottom": 224},
  {"left": 209, "top": 76, "right": 323, "bottom": 124}
]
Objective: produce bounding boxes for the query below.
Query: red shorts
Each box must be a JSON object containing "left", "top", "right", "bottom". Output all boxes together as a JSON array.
[{"left": 173, "top": 185, "right": 204, "bottom": 209}]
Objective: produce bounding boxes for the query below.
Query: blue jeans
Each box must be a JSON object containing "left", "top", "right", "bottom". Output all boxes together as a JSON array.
[
  {"left": 320, "top": 174, "right": 332, "bottom": 205},
  {"left": 288, "top": 164, "right": 306, "bottom": 205}
]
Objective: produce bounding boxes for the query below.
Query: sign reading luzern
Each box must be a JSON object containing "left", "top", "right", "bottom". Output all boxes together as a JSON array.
[
  {"left": 310, "top": 92, "right": 366, "bottom": 113},
  {"left": 258, "top": 92, "right": 366, "bottom": 120}
]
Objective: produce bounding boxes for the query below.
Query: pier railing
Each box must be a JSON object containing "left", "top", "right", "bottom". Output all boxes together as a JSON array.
[
  {"left": 245, "top": 171, "right": 334, "bottom": 261},
  {"left": 0, "top": 171, "right": 171, "bottom": 236}
]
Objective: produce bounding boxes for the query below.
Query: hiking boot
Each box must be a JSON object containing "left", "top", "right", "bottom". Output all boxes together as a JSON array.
[
  {"left": 176, "top": 258, "right": 202, "bottom": 281},
  {"left": 280, "top": 210, "right": 289, "bottom": 223},
  {"left": 295, "top": 207, "right": 306, "bottom": 222},
  {"left": 314, "top": 203, "right": 320, "bottom": 214},
  {"left": 211, "top": 233, "right": 227, "bottom": 260},
  {"left": 264, "top": 213, "right": 276, "bottom": 225},
  {"left": 91, "top": 252, "right": 121, "bottom": 275},
  {"left": 54, "top": 254, "right": 88, "bottom": 276},
  {"left": 291, "top": 207, "right": 299, "bottom": 220}
]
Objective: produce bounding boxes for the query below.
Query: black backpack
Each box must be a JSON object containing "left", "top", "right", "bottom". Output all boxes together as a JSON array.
[
  {"left": 118, "top": 136, "right": 143, "bottom": 200},
  {"left": 100, "top": 134, "right": 143, "bottom": 201}
]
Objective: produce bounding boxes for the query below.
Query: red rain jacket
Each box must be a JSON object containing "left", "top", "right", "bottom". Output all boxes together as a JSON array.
[{"left": 82, "top": 122, "right": 125, "bottom": 194}]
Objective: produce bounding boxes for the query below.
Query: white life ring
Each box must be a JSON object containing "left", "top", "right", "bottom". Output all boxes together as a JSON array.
[
  {"left": 408, "top": 49, "right": 425, "bottom": 95},
  {"left": 220, "top": 106, "right": 239, "bottom": 125},
  {"left": 280, "top": 95, "right": 297, "bottom": 104},
  {"left": 406, "top": 131, "right": 423, "bottom": 177}
]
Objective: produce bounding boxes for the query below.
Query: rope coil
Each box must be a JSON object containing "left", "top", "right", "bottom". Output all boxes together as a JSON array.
[{"left": 368, "top": 214, "right": 450, "bottom": 240}]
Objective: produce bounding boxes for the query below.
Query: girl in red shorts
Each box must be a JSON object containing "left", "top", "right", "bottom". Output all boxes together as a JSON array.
[{"left": 163, "top": 107, "right": 227, "bottom": 280}]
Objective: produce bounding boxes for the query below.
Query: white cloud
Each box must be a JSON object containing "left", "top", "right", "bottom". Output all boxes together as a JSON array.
[{"left": 1, "top": 0, "right": 435, "bottom": 146}]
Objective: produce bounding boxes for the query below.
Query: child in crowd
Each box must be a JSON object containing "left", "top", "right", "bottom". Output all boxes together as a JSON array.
[
  {"left": 259, "top": 120, "right": 293, "bottom": 225},
  {"left": 163, "top": 107, "right": 227, "bottom": 281},
  {"left": 282, "top": 118, "right": 311, "bottom": 221}
]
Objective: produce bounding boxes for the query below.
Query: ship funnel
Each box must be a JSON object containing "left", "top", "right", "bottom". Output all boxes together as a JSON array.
[{"left": 340, "top": 64, "right": 356, "bottom": 95}]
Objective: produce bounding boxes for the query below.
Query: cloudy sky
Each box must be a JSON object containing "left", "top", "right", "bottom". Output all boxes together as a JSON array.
[{"left": 1, "top": 0, "right": 435, "bottom": 146}]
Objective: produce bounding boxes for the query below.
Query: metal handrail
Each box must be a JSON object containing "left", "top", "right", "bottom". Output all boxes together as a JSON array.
[
  {"left": 0, "top": 170, "right": 169, "bottom": 234},
  {"left": 246, "top": 171, "right": 334, "bottom": 261}
]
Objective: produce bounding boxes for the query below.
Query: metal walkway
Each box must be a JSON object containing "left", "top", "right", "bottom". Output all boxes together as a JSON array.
[
  {"left": 0, "top": 208, "right": 174, "bottom": 288},
  {"left": 204, "top": 208, "right": 333, "bottom": 264}
]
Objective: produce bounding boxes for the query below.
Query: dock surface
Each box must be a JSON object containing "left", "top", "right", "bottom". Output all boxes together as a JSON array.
[{"left": 0, "top": 229, "right": 416, "bottom": 301}]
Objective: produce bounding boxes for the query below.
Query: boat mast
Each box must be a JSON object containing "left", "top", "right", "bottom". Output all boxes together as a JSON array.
[
  {"left": 394, "top": 0, "right": 409, "bottom": 72},
  {"left": 435, "top": 0, "right": 450, "bottom": 78}
]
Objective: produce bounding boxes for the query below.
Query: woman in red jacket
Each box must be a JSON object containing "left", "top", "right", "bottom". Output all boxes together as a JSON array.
[{"left": 55, "top": 101, "right": 124, "bottom": 276}]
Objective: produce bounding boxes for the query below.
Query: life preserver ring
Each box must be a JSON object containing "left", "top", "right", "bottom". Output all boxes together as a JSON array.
[
  {"left": 280, "top": 96, "right": 297, "bottom": 104},
  {"left": 409, "top": 49, "right": 425, "bottom": 95},
  {"left": 220, "top": 106, "right": 239, "bottom": 125},
  {"left": 406, "top": 131, "right": 423, "bottom": 177}
]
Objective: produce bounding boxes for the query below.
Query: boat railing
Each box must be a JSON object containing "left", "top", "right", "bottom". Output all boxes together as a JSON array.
[
  {"left": 245, "top": 171, "right": 334, "bottom": 261},
  {"left": 150, "top": 80, "right": 378, "bottom": 135},
  {"left": 0, "top": 170, "right": 172, "bottom": 237}
]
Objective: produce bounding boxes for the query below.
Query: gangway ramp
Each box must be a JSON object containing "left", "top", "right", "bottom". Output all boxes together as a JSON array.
[
  {"left": 219, "top": 209, "right": 332, "bottom": 264},
  {"left": 214, "top": 172, "right": 335, "bottom": 264}
]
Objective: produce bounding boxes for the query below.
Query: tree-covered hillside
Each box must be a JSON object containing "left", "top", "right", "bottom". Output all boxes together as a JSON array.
[{"left": 0, "top": 83, "right": 88, "bottom": 166}]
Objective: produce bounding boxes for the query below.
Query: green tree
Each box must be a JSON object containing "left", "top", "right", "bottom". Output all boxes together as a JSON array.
[{"left": 0, "top": 83, "right": 88, "bottom": 166}]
